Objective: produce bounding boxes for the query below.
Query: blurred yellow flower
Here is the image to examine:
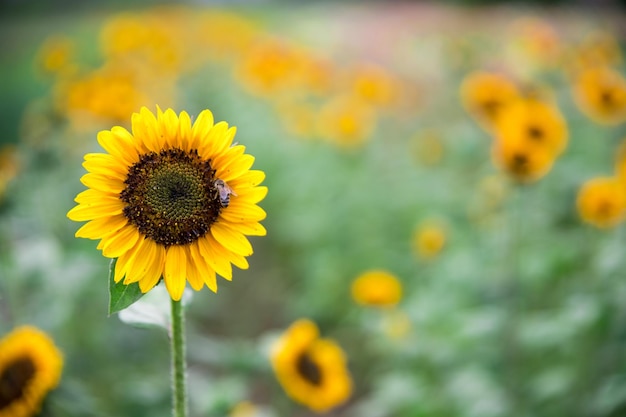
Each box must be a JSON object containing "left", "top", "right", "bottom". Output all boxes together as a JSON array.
[
  {"left": 460, "top": 71, "right": 520, "bottom": 132},
  {"left": 275, "top": 99, "right": 317, "bottom": 138},
  {"left": 229, "top": 401, "right": 259, "bottom": 417},
  {"left": 413, "top": 224, "right": 447, "bottom": 260},
  {"left": 35, "top": 35, "right": 75, "bottom": 76},
  {"left": 381, "top": 309, "right": 412, "bottom": 340},
  {"left": 317, "top": 95, "right": 377, "bottom": 148},
  {"left": 351, "top": 269, "right": 403, "bottom": 307},
  {"left": 67, "top": 107, "right": 267, "bottom": 301},
  {"left": 569, "top": 30, "right": 623, "bottom": 72},
  {"left": 100, "top": 12, "right": 184, "bottom": 75},
  {"left": 196, "top": 10, "right": 261, "bottom": 63},
  {"left": 235, "top": 38, "right": 300, "bottom": 97},
  {"left": 491, "top": 134, "right": 555, "bottom": 183},
  {"left": 271, "top": 319, "right": 352, "bottom": 413},
  {"left": 0, "top": 145, "right": 19, "bottom": 202},
  {"left": 573, "top": 66, "right": 626, "bottom": 125},
  {"left": 347, "top": 63, "right": 399, "bottom": 108},
  {"left": 0, "top": 326, "right": 63, "bottom": 417},
  {"left": 55, "top": 64, "right": 153, "bottom": 127},
  {"left": 495, "top": 98, "right": 568, "bottom": 157},
  {"left": 577, "top": 177, "right": 626, "bottom": 228}
]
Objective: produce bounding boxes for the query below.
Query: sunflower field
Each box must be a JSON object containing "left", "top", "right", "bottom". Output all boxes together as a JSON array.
[{"left": 1, "top": 2, "right": 626, "bottom": 417}]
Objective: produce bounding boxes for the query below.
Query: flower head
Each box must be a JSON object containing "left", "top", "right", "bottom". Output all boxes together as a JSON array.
[
  {"left": 351, "top": 269, "right": 403, "bottom": 307},
  {"left": 67, "top": 107, "right": 267, "bottom": 301},
  {"left": 271, "top": 319, "right": 352, "bottom": 413},
  {"left": 413, "top": 223, "right": 447, "bottom": 260},
  {"left": 460, "top": 71, "right": 520, "bottom": 132},
  {"left": 0, "top": 326, "right": 63, "bottom": 417},
  {"left": 577, "top": 177, "right": 626, "bottom": 228},
  {"left": 573, "top": 66, "right": 626, "bottom": 125}
]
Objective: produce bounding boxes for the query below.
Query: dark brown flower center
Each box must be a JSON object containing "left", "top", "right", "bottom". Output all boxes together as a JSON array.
[
  {"left": 527, "top": 125, "right": 544, "bottom": 141},
  {"left": 120, "top": 148, "right": 222, "bottom": 247},
  {"left": 0, "top": 357, "right": 36, "bottom": 410},
  {"left": 296, "top": 352, "right": 322, "bottom": 386}
]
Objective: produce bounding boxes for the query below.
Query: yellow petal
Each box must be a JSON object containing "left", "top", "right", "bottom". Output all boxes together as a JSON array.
[
  {"left": 224, "top": 221, "right": 266, "bottom": 236},
  {"left": 190, "top": 243, "right": 217, "bottom": 292},
  {"left": 164, "top": 245, "right": 187, "bottom": 301},
  {"left": 132, "top": 107, "right": 163, "bottom": 152},
  {"left": 101, "top": 225, "right": 140, "bottom": 258},
  {"left": 227, "top": 170, "right": 265, "bottom": 189},
  {"left": 161, "top": 108, "right": 181, "bottom": 149},
  {"left": 219, "top": 204, "right": 267, "bottom": 223},
  {"left": 97, "top": 129, "right": 139, "bottom": 167},
  {"left": 178, "top": 111, "right": 192, "bottom": 152},
  {"left": 138, "top": 243, "right": 165, "bottom": 293},
  {"left": 197, "top": 122, "right": 230, "bottom": 159},
  {"left": 83, "top": 154, "right": 128, "bottom": 180},
  {"left": 185, "top": 247, "right": 205, "bottom": 291},
  {"left": 235, "top": 186, "right": 268, "bottom": 204},
  {"left": 114, "top": 241, "right": 141, "bottom": 283},
  {"left": 190, "top": 109, "right": 215, "bottom": 149},
  {"left": 76, "top": 215, "right": 128, "bottom": 240},
  {"left": 80, "top": 173, "right": 125, "bottom": 193},
  {"left": 215, "top": 154, "right": 255, "bottom": 183},
  {"left": 197, "top": 235, "right": 232, "bottom": 280},
  {"left": 67, "top": 201, "right": 124, "bottom": 221},
  {"left": 211, "top": 222, "right": 253, "bottom": 256}
]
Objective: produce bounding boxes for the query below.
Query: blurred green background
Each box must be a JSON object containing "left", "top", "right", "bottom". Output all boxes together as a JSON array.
[{"left": 1, "top": 1, "right": 626, "bottom": 417}]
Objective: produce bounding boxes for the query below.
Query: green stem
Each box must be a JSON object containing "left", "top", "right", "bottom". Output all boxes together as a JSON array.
[{"left": 170, "top": 298, "right": 188, "bottom": 417}]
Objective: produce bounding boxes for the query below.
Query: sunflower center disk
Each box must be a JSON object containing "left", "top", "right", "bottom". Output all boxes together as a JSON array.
[
  {"left": 0, "top": 357, "right": 36, "bottom": 409},
  {"left": 296, "top": 352, "right": 322, "bottom": 386},
  {"left": 121, "top": 148, "right": 222, "bottom": 246}
]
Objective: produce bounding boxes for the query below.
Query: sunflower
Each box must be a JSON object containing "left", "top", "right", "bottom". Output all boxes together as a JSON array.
[
  {"left": 0, "top": 326, "right": 63, "bottom": 417},
  {"left": 491, "top": 134, "right": 555, "bottom": 184},
  {"left": 576, "top": 177, "right": 626, "bottom": 228},
  {"left": 460, "top": 71, "right": 520, "bottom": 132},
  {"left": 271, "top": 319, "right": 352, "bottom": 413},
  {"left": 351, "top": 269, "right": 403, "bottom": 307},
  {"left": 67, "top": 107, "right": 267, "bottom": 301},
  {"left": 413, "top": 223, "right": 447, "bottom": 260},
  {"left": 573, "top": 66, "right": 626, "bottom": 125},
  {"left": 495, "top": 97, "right": 568, "bottom": 157}
]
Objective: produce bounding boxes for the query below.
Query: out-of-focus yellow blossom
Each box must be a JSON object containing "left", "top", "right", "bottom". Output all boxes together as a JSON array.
[
  {"left": 35, "top": 35, "right": 75, "bottom": 76},
  {"left": 235, "top": 38, "right": 301, "bottom": 97},
  {"left": 196, "top": 10, "right": 261, "bottom": 63},
  {"left": 100, "top": 11, "right": 185, "bottom": 75},
  {"left": 460, "top": 71, "right": 520, "bottom": 132},
  {"left": 229, "top": 401, "right": 260, "bottom": 417},
  {"left": 413, "top": 222, "right": 447, "bottom": 260},
  {"left": 0, "top": 326, "right": 63, "bottom": 417},
  {"left": 351, "top": 269, "right": 403, "bottom": 307},
  {"left": 54, "top": 64, "right": 174, "bottom": 129},
  {"left": 0, "top": 146, "right": 19, "bottom": 202},
  {"left": 271, "top": 320, "right": 352, "bottom": 413},
  {"left": 495, "top": 97, "right": 568, "bottom": 156},
  {"left": 614, "top": 138, "right": 626, "bottom": 185},
  {"left": 573, "top": 66, "right": 626, "bottom": 125},
  {"left": 410, "top": 129, "right": 445, "bottom": 167},
  {"left": 491, "top": 134, "right": 555, "bottom": 183},
  {"left": 317, "top": 95, "right": 377, "bottom": 148},
  {"left": 570, "top": 30, "right": 623, "bottom": 72},
  {"left": 347, "top": 63, "right": 400, "bottom": 109},
  {"left": 577, "top": 177, "right": 626, "bottom": 228}
]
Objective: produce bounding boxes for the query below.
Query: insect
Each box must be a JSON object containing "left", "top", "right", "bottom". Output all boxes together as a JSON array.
[{"left": 214, "top": 179, "right": 236, "bottom": 208}]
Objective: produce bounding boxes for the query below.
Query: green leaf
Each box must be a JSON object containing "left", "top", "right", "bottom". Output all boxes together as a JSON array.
[{"left": 108, "top": 258, "right": 145, "bottom": 316}]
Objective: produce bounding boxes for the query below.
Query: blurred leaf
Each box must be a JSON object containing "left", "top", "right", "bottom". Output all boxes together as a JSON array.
[{"left": 108, "top": 258, "right": 144, "bottom": 316}]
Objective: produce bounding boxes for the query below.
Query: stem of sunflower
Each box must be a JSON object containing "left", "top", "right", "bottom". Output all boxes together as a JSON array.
[{"left": 170, "top": 298, "right": 188, "bottom": 417}]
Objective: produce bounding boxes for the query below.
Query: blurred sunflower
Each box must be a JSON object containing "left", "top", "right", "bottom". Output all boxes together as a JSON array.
[
  {"left": 491, "top": 134, "right": 555, "bottom": 183},
  {"left": 271, "top": 319, "right": 352, "bottom": 413},
  {"left": 576, "top": 177, "right": 626, "bottom": 228},
  {"left": 67, "top": 107, "right": 267, "bottom": 301},
  {"left": 460, "top": 71, "right": 520, "bottom": 132},
  {"left": 317, "top": 95, "right": 377, "bottom": 148},
  {"left": 413, "top": 223, "right": 447, "bottom": 260},
  {"left": 495, "top": 98, "right": 568, "bottom": 156},
  {"left": 35, "top": 35, "right": 75, "bottom": 77},
  {"left": 351, "top": 269, "right": 403, "bottom": 307},
  {"left": 0, "top": 326, "right": 63, "bottom": 417},
  {"left": 573, "top": 66, "right": 626, "bottom": 125}
]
